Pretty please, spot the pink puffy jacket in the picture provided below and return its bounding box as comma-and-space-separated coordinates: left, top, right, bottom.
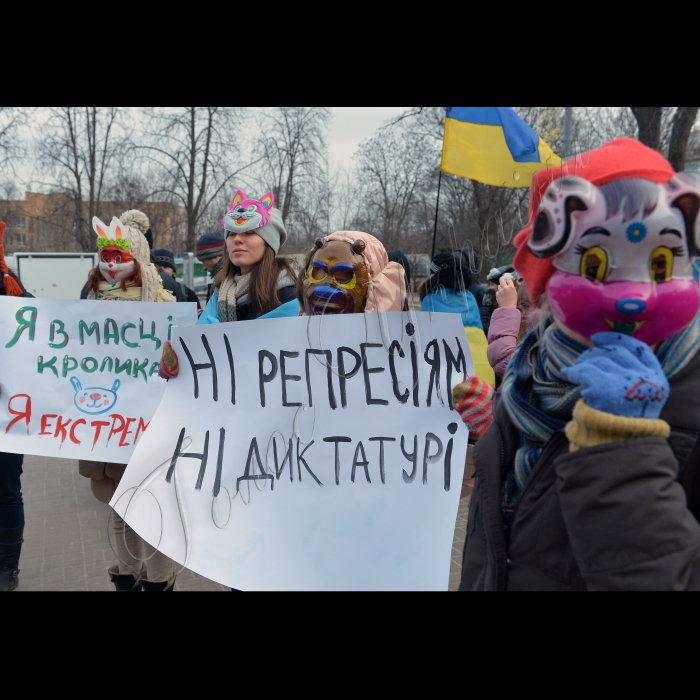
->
487, 307, 522, 377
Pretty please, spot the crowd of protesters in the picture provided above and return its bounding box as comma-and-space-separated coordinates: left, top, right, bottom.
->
4, 137, 700, 591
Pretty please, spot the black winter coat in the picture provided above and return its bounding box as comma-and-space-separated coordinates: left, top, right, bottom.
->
460, 348, 700, 591
234, 285, 297, 321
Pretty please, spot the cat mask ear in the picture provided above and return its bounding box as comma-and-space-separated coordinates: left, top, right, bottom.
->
665, 171, 700, 257
230, 190, 246, 210
259, 192, 274, 210
528, 176, 596, 258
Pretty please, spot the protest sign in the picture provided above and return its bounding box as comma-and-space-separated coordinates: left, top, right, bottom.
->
113, 311, 472, 591
0, 297, 197, 461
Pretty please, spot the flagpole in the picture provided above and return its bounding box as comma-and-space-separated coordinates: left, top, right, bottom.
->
431, 169, 443, 261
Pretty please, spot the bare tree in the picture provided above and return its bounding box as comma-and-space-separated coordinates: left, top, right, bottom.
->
354, 126, 432, 251
37, 107, 125, 250
668, 108, 700, 172
0, 107, 24, 172
258, 107, 331, 222
138, 107, 252, 252
630, 107, 700, 170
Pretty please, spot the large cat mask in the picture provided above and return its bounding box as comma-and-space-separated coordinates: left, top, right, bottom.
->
528, 172, 700, 345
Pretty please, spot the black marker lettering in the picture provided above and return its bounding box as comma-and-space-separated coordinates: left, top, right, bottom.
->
194, 431, 210, 490
280, 351, 302, 407
360, 342, 388, 406
410, 338, 419, 407
166, 427, 209, 485
388, 340, 409, 404
337, 346, 362, 408
424, 339, 443, 407
444, 422, 458, 492
305, 349, 337, 410
258, 350, 278, 407
369, 437, 396, 484
443, 338, 467, 409
213, 428, 226, 497
351, 441, 370, 483
297, 439, 322, 486
179, 335, 218, 401
223, 334, 235, 405
237, 437, 274, 492
323, 436, 352, 485
422, 432, 443, 484
401, 435, 418, 484
272, 436, 294, 481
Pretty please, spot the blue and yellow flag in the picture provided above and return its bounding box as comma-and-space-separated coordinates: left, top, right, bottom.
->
441, 107, 562, 188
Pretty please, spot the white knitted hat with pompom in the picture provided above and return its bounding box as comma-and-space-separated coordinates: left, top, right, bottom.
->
118, 209, 168, 303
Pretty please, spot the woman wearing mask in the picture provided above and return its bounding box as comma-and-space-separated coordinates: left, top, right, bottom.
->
461, 138, 700, 590
160, 191, 297, 378
79, 210, 177, 592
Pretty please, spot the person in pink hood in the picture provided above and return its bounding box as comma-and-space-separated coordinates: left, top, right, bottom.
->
297, 232, 406, 315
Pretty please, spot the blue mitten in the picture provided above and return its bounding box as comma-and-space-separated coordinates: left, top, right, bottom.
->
561, 332, 669, 419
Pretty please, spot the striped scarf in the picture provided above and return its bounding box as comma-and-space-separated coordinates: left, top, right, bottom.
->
500, 311, 700, 517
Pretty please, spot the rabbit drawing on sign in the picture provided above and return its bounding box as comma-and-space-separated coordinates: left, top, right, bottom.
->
70, 377, 121, 415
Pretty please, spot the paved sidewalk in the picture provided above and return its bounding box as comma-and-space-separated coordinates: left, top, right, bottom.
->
14, 454, 466, 592
15, 455, 228, 591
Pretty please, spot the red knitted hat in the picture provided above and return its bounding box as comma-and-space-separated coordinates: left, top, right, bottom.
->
513, 137, 676, 305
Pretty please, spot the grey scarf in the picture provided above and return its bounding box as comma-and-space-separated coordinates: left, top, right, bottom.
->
217, 270, 295, 322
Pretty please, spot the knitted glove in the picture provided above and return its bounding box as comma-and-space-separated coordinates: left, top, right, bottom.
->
452, 376, 494, 438
561, 332, 669, 419
158, 341, 179, 380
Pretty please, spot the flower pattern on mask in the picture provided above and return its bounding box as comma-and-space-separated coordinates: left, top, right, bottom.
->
93, 216, 135, 285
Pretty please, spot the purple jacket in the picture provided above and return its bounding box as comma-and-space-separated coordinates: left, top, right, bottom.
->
487, 307, 522, 377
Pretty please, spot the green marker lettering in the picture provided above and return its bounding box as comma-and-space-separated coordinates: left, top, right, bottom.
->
49, 319, 69, 349
6, 306, 38, 348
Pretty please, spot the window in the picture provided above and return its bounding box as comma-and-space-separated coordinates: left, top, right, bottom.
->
16, 217, 26, 229
16, 234, 26, 247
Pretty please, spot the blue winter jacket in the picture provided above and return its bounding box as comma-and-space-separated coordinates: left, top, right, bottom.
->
197, 290, 299, 324
420, 289, 483, 330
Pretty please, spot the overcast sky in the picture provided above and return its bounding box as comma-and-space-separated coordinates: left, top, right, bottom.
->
9, 107, 413, 191
327, 107, 410, 170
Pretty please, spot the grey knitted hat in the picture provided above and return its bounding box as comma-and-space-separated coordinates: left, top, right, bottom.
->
250, 208, 287, 254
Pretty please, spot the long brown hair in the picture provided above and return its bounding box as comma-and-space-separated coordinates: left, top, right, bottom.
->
215, 244, 297, 317
87, 263, 143, 296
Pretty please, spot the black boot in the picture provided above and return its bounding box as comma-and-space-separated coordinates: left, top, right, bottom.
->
108, 563, 144, 591
141, 577, 176, 592
0, 527, 23, 592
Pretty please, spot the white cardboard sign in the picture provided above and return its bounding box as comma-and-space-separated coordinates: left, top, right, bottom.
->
0, 297, 198, 461
112, 311, 471, 591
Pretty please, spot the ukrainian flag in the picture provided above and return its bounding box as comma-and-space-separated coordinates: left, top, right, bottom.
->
441, 107, 562, 188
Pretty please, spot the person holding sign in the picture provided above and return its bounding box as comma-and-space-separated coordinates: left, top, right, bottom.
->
159, 191, 297, 379
461, 138, 700, 591
296, 231, 406, 316
79, 210, 178, 592
0, 221, 34, 592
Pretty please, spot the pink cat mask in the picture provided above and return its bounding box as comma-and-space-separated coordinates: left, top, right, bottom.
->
528, 172, 700, 345
221, 190, 274, 234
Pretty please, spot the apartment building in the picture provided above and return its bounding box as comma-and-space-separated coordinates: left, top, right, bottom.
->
0, 192, 189, 254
